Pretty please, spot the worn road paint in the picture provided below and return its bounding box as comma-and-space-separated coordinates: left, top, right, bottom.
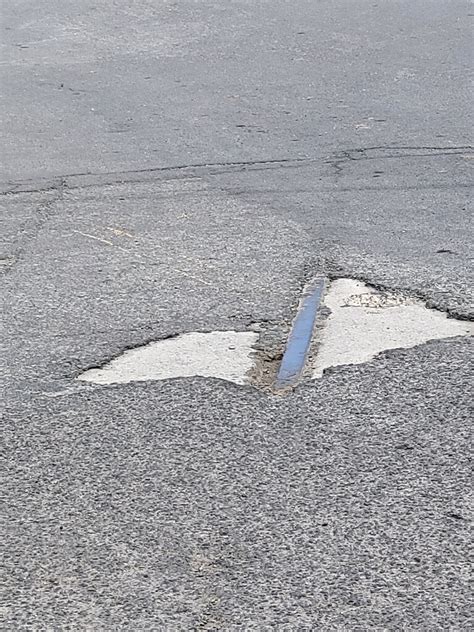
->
312, 279, 474, 377
274, 277, 325, 390
78, 331, 259, 386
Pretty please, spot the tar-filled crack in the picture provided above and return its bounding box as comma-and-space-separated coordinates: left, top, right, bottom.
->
348, 144, 473, 152
325, 145, 473, 176
211, 182, 472, 198
2, 145, 471, 196
0, 158, 309, 196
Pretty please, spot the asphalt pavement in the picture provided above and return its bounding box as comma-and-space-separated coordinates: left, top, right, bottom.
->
2, 1, 473, 629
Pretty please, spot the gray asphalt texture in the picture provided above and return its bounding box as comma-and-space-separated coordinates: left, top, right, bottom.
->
2, 0, 473, 629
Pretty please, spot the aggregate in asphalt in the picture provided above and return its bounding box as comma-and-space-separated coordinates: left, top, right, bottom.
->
2, 0, 473, 629
4, 338, 472, 629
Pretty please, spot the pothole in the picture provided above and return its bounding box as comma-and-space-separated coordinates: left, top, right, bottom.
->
78, 331, 259, 386
311, 278, 473, 378
76, 278, 473, 390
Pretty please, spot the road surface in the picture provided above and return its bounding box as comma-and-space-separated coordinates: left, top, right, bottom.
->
2, 1, 473, 629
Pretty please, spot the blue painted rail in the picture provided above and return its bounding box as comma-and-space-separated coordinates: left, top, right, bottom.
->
274, 277, 325, 390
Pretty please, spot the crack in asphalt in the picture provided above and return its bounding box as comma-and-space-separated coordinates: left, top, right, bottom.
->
1, 178, 67, 273
2, 144, 471, 272
2, 145, 472, 195
326, 146, 473, 176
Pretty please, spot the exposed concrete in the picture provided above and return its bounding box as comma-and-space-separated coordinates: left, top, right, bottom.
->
78, 331, 259, 386
312, 279, 473, 377
77, 281, 473, 389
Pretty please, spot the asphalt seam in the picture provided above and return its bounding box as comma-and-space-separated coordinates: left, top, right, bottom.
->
2, 145, 472, 195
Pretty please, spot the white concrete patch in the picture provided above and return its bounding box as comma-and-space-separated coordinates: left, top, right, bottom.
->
78, 331, 259, 386
312, 279, 473, 377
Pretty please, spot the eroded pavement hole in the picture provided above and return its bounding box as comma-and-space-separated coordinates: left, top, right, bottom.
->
78, 331, 259, 386
311, 279, 473, 378
77, 279, 473, 390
